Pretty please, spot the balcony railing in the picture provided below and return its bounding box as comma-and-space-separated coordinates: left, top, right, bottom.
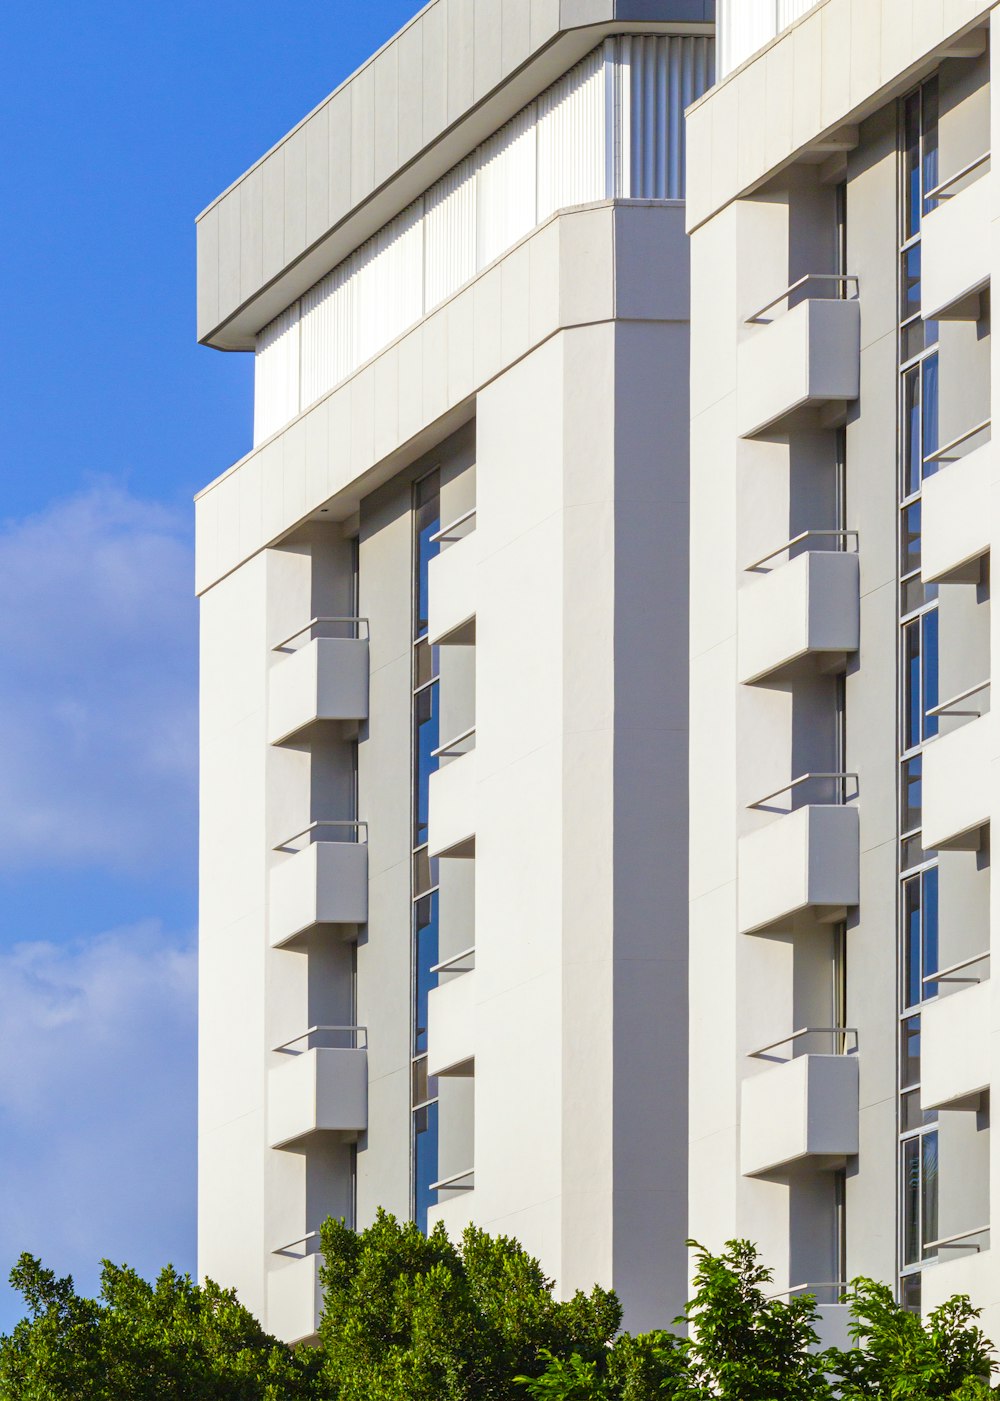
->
274, 1025, 368, 1054
429, 507, 477, 549
273, 819, 368, 853
749, 772, 859, 813
430, 946, 476, 977
749, 1026, 859, 1061
746, 529, 858, 573
273, 617, 370, 652
432, 727, 477, 763
745, 273, 860, 325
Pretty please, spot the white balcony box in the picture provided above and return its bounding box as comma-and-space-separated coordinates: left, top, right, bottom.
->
268, 1254, 322, 1345
921, 1247, 993, 1319
741, 1054, 859, 1177
737, 299, 860, 439
922, 442, 991, 584
269, 840, 368, 948
922, 170, 990, 321
427, 969, 476, 1077
921, 982, 990, 1110
739, 552, 859, 685
428, 751, 476, 858
739, 805, 859, 936
268, 638, 369, 745
814, 1306, 852, 1353
427, 1186, 476, 1242
428, 530, 478, 647
923, 714, 992, 851
268, 1046, 367, 1149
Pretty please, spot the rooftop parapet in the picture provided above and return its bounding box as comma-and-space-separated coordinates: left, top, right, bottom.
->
196, 0, 713, 350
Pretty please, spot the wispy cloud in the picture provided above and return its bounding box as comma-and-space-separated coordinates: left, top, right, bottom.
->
0, 922, 196, 1330
0, 481, 196, 872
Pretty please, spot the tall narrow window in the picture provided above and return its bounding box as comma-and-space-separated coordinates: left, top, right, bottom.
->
897, 77, 940, 1312
411, 471, 441, 1233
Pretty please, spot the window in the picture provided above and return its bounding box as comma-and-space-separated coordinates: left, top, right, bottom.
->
897, 76, 941, 1310
411, 470, 441, 1232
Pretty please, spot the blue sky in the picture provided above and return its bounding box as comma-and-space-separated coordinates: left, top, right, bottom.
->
0, 0, 417, 1330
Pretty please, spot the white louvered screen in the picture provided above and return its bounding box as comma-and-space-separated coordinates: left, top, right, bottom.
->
424, 157, 477, 311
537, 48, 608, 223
476, 105, 538, 269
254, 32, 716, 444
254, 302, 300, 444
718, 0, 818, 78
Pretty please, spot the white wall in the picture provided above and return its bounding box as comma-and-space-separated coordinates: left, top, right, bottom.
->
717, 0, 819, 79
252, 35, 714, 444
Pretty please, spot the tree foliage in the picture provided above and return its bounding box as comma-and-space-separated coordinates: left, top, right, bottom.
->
315, 1210, 621, 1399
1, 1227, 998, 1399
0, 1253, 317, 1400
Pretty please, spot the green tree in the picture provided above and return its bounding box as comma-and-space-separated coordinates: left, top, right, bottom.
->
0, 1253, 318, 1401
832, 1278, 998, 1400
316, 1209, 621, 1400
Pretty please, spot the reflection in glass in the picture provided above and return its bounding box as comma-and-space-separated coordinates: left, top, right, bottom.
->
413, 1100, 440, 1235
413, 892, 439, 1056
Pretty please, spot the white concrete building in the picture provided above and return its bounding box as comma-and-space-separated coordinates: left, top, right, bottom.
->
198, 0, 1000, 1353
688, 0, 998, 1343
196, 0, 713, 1345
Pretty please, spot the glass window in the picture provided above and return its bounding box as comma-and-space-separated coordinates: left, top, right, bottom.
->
902, 1136, 921, 1264
922, 867, 938, 999
413, 1100, 440, 1235
413, 892, 439, 1056
922, 353, 939, 476
921, 1131, 939, 1257
903, 620, 921, 752
903, 91, 921, 240
414, 473, 441, 639
921, 81, 939, 220
901, 503, 922, 578
922, 609, 939, 739
413, 682, 440, 846
903, 876, 922, 1010
903, 365, 922, 497
901, 1015, 921, 1091
901, 755, 922, 836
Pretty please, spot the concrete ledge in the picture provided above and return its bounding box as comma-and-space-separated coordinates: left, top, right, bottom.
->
741, 1053, 859, 1177
921, 982, 990, 1110
196, 201, 689, 595
738, 804, 859, 936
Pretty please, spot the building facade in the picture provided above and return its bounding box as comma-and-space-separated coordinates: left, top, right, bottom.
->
687, 0, 997, 1345
196, 0, 713, 1344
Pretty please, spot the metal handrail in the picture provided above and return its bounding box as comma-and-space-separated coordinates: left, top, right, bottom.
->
273, 1231, 321, 1257
925, 1225, 990, 1252
430, 946, 476, 976
747, 529, 859, 572
747, 273, 859, 324
749, 1026, 858, 1060
926, 680, 990, 719
273, 616, 369, 652
273, 1025, 368, 1054
430, 1168, 475, 1193
431, 726, 477, 760
924, 950, 990, 986
273, 819, 368, 852
429, 508, 477, 546
769, 1281, 850, 1301
924, 151, 991, 202
749, 772, 858, 810
924, 418, 991, 465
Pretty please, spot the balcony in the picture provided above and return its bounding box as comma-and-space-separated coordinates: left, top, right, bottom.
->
738, 778, 859, 936
427, 1170, 476, 1240
428, 510, 478, 647
269, 823, 368, 948
920, 1237, 992, 1319
428, 733, 476, 859
922, 155, 991, 321
268, 620, 369, 745
776, 1290, 852, 1353
921, 426, 991, 585
268, 1028, 368, 1149
739, 538, 859, 685
922, 698, 992, 851
741, 1031, 859, 1178
427, 952, 476, 1077
921, 967, 990, 1110
737, 278, 860, 439
268, 1241, 322, 1345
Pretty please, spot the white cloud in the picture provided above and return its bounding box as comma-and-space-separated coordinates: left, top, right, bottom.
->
0, 923, 196, 1328
0, 481, 196, 871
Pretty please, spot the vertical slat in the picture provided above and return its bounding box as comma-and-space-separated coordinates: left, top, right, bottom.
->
255, 31, 718, 439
